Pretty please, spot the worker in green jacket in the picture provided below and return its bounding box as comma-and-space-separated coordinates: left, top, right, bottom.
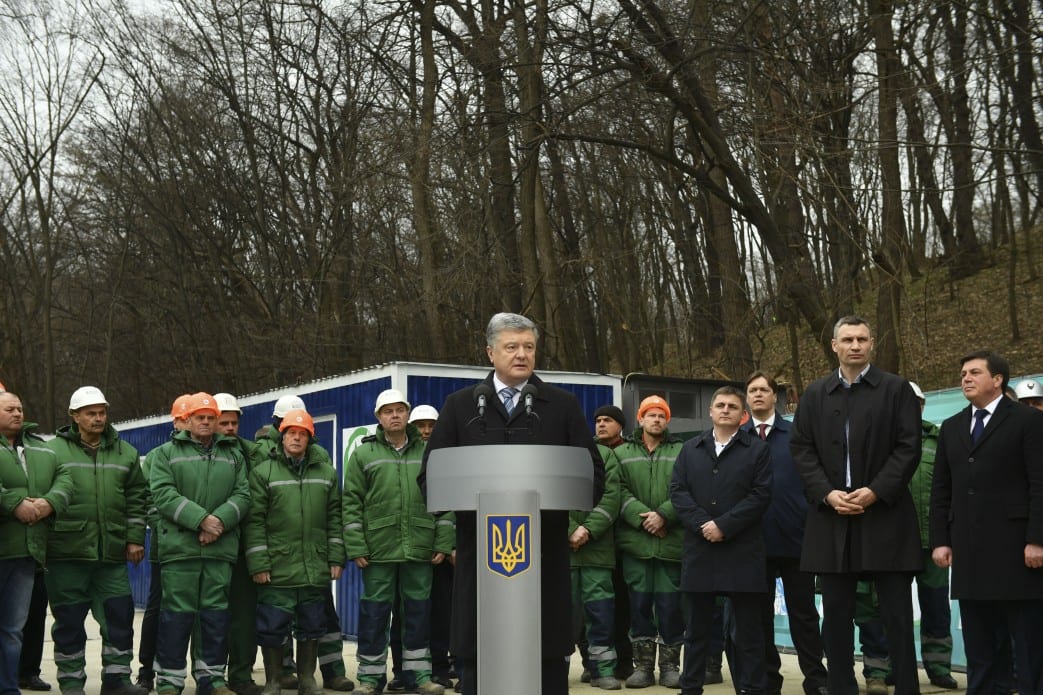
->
570, 442, 623, 690
149, 392, 250, 695
245, 409, 346, 695
344, 390, 454, 695
253, 395, 352, 692
213, 393, 267, 695
136, 395, 191, 692
0, 391, 73, 695
46, 386, 149, 695
614, 395, 685, 689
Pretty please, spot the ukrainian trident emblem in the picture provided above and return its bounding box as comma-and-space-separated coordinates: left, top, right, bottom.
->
486, 515, 531, 578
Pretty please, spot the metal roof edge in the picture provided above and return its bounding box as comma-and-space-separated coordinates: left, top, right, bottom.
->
114, 361, 623, 431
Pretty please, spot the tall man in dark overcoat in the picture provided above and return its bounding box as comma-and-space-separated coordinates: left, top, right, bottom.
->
419, 312, 606, 695
789, 316, 922, 695
671, 386, 773, 695
930, 350, 1043, 694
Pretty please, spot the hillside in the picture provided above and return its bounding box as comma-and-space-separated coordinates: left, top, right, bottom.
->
747, 225, 1043, 393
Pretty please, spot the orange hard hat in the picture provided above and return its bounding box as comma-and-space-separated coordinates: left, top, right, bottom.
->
637, 395, 671, 422
185, 392, 219, 417
171, 394, 192, 420
279, 409, 315, 436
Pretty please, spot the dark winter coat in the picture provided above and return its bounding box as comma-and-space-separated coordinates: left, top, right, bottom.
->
419, 372, 605, 659
670, 428, 772, 593
930, 397, 1043, 600
741, 416, 807, 558
790, 365, 923, 573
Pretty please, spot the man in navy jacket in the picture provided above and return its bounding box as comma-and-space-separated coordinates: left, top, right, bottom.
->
743, 372, 827, 695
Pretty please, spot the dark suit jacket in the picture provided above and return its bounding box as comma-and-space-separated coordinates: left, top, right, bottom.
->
670, 428, 772, 593
418, 372, 606, 658
790, 365, 923, 573
742, 416, 807, 559
929, 396, 1043, 600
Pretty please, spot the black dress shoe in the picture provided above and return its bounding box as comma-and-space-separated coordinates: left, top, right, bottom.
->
20, 676, 53, 691
929, 674, 959, 690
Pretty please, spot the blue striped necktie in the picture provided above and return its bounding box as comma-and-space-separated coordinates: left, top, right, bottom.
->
500, 386, 518, 416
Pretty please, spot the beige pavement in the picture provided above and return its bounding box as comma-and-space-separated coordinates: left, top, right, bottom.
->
34, 611, 965, 694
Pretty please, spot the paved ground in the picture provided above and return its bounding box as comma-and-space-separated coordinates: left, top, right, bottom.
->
33, 612, 965, 694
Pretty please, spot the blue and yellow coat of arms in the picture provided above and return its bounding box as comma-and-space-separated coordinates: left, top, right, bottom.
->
486, 514, 531, 578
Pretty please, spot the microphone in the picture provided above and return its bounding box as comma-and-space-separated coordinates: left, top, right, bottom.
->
520, 384, 538, 416
473, 384, 495, 418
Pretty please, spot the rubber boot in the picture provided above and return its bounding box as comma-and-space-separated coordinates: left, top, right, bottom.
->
261, 647, 285, 695
624, 641, 656, 689
295, 641, 325, 695
280, 642, 299, 690
658, 644, 681, 689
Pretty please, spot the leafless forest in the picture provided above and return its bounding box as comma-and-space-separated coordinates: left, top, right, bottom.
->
0, 0, 1040, 428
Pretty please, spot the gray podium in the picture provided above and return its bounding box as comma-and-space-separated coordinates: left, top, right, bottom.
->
426, 445, 594, 695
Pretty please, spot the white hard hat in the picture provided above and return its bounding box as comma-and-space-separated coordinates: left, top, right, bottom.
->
69, 386, 109, 413
374, 389, 410, 417
409, 404, 439, 423
1015, 379, 1043, 401
908, 381, 925, 401
273, 395, 306, 418
214, 392, 241, 413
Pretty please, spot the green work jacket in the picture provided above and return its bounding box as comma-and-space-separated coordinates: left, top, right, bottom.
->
148, 430, 250, 563
343, 424, 454, 562
0, 424, 73, 563
569, 444, 622, 569
245, 443, 345, 586
615, 428, 685, 561
46, 423, 147, 562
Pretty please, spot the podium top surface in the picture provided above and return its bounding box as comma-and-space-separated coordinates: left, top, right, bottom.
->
426, 444, 594, 511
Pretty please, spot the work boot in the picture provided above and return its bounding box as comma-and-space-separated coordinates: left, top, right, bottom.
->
101, 682, 149, 695
416, 681, 444, 695
295, 641, 324, 695
591, 675, 622, 690
624, 641, 656, 689
866, 677, 888, 695
261, 646, 286, 695
323, 676, 355, 692
134, 673, 154, 693
229, 683, 264, 695
658, 644, 681, 689
281, 652, 299, 690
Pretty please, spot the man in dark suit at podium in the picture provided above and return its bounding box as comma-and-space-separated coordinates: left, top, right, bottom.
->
930, 351, 1043, 694
420, 312, 606, 695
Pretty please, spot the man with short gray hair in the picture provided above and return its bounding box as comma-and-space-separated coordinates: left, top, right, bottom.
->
420, 312, 606, 695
